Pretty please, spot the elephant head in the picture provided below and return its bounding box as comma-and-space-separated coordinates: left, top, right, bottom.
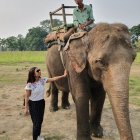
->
65, 23, 136, 139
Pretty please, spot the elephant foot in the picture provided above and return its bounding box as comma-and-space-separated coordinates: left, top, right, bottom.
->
62, 105, 70, 110
90, 124, 103, 138
77, 136, 92, 140
49, 106, 59, 112
61, 103, 70, 110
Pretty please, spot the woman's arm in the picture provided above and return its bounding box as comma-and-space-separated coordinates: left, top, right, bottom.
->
24, 90, 31, 115
47, 70, 67, 82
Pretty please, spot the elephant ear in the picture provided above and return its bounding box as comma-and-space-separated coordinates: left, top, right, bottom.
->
66, 39, 87, 73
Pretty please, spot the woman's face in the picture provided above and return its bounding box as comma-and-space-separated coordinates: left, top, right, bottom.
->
34, 67, 41, 77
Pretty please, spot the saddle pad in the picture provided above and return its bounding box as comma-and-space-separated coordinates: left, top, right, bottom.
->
64, 32, 87, 50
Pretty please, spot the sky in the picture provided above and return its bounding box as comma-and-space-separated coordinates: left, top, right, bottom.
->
0, 0, 140, 38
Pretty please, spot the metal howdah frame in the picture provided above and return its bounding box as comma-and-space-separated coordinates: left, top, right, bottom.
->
49, 4, 92, 29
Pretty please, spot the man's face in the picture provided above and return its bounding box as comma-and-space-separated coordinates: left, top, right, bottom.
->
75, 0, 83, 6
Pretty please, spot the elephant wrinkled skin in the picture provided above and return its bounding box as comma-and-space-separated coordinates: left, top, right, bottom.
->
63, 23, 136, 140
46, 45, 70, 112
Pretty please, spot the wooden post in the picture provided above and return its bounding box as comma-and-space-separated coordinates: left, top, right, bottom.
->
49, 12, 53, 29
62, 4, 67, 26
49, 5, 77, 29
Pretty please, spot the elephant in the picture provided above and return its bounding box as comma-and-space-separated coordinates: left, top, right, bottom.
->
46, 44, 70, 112
63, 23, 136, 140
46, 23, 136, 140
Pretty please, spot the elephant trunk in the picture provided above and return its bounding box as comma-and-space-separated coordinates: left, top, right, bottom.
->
103, 63, 133, 140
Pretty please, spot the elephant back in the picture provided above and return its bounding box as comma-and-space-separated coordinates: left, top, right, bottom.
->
44, 24, 76, 44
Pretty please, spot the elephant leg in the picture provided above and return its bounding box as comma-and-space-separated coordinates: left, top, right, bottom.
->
61, 91, 70, 109
90, 85, 105, 138
75, 94, 91, 140
46, 66, 51, 97
68, 72, 91, 140
49, 82, 59, 112
46, 83, 51, 97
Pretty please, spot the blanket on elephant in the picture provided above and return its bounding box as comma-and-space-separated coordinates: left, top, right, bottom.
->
46, 40, 65, 50
44, 26, 76, 44
64, 31, 87, 51
46, 31, 87, 50
44, 28, 66, 44
44, 26, 87, 51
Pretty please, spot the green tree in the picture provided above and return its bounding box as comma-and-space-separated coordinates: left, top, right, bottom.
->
0, 38, 6, 51
130, 24, 140, 41
0, 19, 63, 51
129, 24, 140, 49
52, 19, 63, 28
40, 19, 63, 32
5, 36, 18, 51
17, 34, 26, 51
40, 19, 51, 32
25, 26, 48, 51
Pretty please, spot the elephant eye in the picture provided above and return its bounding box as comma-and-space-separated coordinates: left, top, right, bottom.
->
95, 58, 102, 63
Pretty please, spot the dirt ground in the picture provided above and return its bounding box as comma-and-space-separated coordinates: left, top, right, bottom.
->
0, 86, 140, 140
0, 64, 140, 140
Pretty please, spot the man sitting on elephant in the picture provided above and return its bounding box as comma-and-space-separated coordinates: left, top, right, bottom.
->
63, 0, 95, 42
73, 0, 95, 31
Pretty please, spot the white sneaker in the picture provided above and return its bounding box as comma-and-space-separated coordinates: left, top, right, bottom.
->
37, 136, 44, 140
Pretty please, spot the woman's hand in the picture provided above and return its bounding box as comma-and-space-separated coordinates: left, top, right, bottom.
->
47, 70, 68, 82
24, 108, 29, 116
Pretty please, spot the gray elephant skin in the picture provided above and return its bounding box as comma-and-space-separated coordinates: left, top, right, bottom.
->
47, 23, 136, 140
46, 44, 70, 112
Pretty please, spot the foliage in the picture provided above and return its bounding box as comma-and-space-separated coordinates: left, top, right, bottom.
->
130, 24, 140, 48
130, 24, 140, 40
51, 19, 63, 28
0, 18, 63, 51
40, 19, 63, 32
0, 35, 26, 51
0, 19, 139, 51
0, 38, 6, 51
5, 36, 19, 51
40, 19, 51, 32
17, 34, 26, 51
25, 27, 48, 51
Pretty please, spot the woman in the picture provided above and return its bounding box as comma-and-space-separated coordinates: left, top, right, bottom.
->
24, 67, 67, 140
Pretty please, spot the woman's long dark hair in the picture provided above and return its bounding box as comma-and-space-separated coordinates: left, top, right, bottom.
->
27, 67, 37, 83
